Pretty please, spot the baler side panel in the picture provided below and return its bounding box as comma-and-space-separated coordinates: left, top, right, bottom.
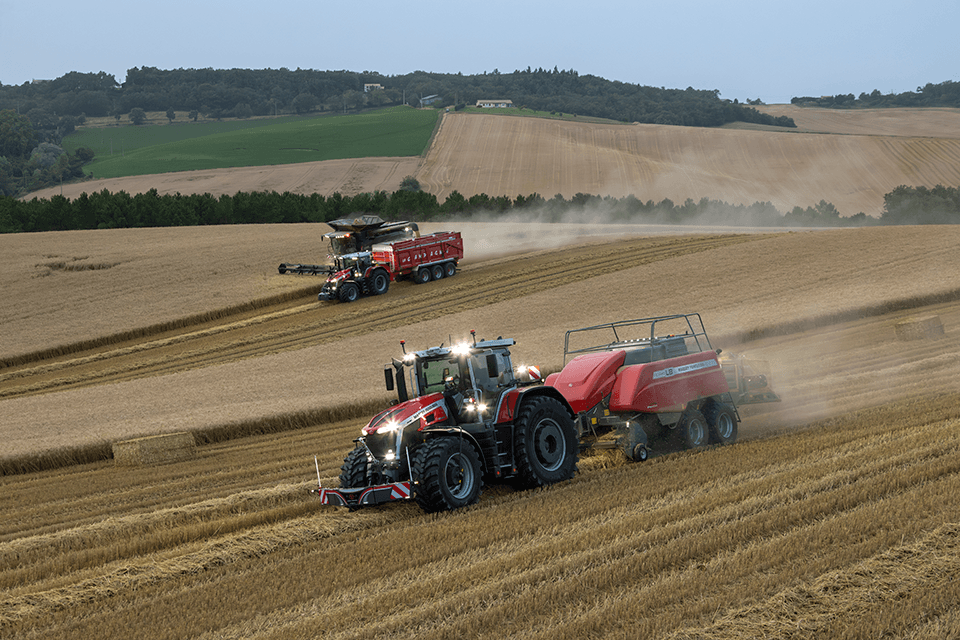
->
546, 350, 626, 414
610, 351, 729, 413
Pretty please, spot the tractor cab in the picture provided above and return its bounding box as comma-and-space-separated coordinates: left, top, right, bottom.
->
385, 337, 521, 424
332, 251, 373, 276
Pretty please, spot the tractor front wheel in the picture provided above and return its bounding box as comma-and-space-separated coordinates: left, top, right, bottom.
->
513, 396, 579, 488
338, 282, 360, 303
412, 438, 483, 513
339, 447, 370, 488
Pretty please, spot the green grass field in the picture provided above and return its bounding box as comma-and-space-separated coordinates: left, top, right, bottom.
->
63, 107, 439, 179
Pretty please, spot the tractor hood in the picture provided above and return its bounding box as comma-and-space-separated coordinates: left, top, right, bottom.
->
362, 393, 449, 436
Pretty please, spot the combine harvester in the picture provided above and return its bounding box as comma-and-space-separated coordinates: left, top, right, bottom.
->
314, 314, 780, 513
278, 215, 464, 302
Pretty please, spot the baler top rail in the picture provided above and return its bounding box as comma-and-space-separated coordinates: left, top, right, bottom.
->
562, 314, 714, 364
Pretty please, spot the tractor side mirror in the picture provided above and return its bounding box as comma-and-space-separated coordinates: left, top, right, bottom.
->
384, 366, 394, 391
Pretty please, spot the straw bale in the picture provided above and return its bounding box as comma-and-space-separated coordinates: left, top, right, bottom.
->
113, 432, 196, 466
895, 315, 945, 341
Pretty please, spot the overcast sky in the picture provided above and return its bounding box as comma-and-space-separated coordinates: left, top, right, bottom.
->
1, 0, 956, 104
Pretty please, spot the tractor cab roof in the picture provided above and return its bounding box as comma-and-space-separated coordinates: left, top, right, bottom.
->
404, 338, 516, 363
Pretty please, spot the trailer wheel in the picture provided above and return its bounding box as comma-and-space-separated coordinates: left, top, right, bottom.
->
679, 410, 709, 449
513, 396, 579, 489
431, 264, 445, 280
415, 267, 431, 284
338, 282, 360, 303
705, 403, 738, 445
412, 438, 482, 512
444, 261, 457, 278
369, 270, 390, 295
339, 447, 370, 488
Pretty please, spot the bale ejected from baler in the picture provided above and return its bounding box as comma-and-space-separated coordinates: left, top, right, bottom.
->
278, 215, 464, 303
314, 314, 780, 513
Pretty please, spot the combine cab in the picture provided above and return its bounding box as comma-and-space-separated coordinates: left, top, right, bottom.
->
278, 215, 417, 276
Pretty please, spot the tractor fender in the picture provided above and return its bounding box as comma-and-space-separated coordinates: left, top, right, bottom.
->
496, 385, 575, 425
364, 265, 393, 282
416, 428, 486, 470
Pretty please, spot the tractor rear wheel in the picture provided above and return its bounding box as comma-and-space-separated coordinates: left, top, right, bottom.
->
339, 447, 370, 488
679, 410, 709, 449
412, 438, 482, 512
415, 267, 431, 284
369, 269, 390, 295
705, 403, 738, 445
338, 282, 360, 303
513, 396, 579, 488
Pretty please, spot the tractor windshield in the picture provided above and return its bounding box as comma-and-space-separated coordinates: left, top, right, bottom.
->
335, 252, 371, 272
417, 357, 470, 397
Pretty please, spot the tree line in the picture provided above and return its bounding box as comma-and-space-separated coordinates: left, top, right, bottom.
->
3, 183, 958, 234
791, 79, 960, 109
1, 66, 796, 134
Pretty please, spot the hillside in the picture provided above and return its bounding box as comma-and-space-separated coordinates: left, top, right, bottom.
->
27, 107, 960, 217
1, 223, 959, 638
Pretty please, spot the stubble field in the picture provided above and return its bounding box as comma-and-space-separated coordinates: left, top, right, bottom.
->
2, 221, 960, 639
5, 106, 960, 638
27, 105, 960, 219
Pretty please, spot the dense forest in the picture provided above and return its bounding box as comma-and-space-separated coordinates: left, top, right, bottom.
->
791, 79, 960, 108
3, 183, 958, 235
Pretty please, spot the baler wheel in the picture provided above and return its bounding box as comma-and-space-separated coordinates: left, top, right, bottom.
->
513, 396, 579, 488
412, 438, 482, 512
679, 410, 709, 449
705, 404, 738, 445
415, 267, 432, 284
338, 282, 360, 303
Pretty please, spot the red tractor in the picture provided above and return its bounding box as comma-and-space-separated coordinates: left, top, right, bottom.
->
315, 314, 779, 512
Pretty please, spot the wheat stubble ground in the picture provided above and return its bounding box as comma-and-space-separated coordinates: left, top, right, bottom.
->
3, 225, 960, 638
